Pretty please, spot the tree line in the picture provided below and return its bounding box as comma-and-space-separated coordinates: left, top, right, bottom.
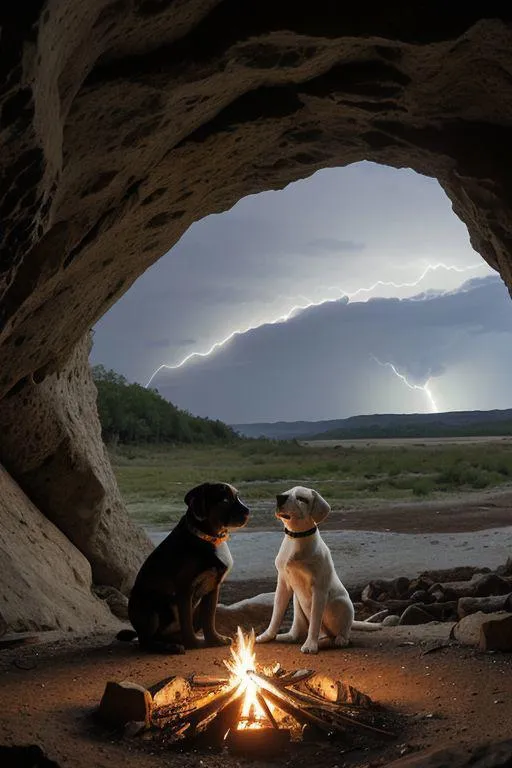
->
92, 365, 238, 445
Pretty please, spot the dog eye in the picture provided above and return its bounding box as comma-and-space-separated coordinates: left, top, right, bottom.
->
297, 496, 309, 504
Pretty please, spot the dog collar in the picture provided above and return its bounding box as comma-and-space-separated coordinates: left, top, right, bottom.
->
284, 526, 317, 538
187, 522, 229, 545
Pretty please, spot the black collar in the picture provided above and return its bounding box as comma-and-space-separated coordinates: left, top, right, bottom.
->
284, 526, 317, 539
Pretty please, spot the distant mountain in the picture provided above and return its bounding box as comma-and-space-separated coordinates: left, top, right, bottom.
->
232, 408, 512, 440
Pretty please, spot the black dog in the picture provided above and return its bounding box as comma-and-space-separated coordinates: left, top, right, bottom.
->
117, 482, 249, 653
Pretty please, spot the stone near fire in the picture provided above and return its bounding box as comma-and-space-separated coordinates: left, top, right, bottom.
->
98, 680, 152, 728
216, 593, 275, 636
479, 613, 512, 652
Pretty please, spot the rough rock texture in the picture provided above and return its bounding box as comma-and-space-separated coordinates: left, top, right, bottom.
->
0, 463, 119, 633
3, 3, 512, 628
0, 335, 151, 591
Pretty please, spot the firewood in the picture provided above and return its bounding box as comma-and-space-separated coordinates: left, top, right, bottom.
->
458, 593, 512, 618
277, 669, 316, 686
186, 684, 242, 731
250, 677, 346, 735
190, 674, 229, 687
250, 672, 393, 739
194, 689, 245, 746
257, 692, 280, 729
157, 682, 240, 733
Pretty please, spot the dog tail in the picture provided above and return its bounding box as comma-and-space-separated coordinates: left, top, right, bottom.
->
116, 629, 138, 642
351, 620, 382, 632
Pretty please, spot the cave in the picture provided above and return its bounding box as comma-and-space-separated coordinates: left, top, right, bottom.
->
2, 0, 512, 651
3, 5, 512, 768
3, 0, 512, 633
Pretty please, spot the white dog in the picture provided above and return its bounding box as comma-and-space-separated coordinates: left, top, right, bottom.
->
256, 486, 380, 654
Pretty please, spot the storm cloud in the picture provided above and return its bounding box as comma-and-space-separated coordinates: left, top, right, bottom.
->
153, 276, 512, 423
91, 162, 494, 388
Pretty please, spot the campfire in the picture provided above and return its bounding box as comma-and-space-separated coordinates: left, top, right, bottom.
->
148, 628, 395, 755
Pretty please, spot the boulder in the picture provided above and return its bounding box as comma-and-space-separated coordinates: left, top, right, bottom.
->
479, 613, 512, 652
93, 585, 129, 620
451, 611, 512, 647
0, 336, 152, 592
0, 463, 119, 633
216, 593, 275, 636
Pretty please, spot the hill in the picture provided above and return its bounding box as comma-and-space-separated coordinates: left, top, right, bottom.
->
92, 365, 237, 444
232, 408, 512, 440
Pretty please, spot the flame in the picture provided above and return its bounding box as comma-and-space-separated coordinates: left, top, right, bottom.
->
224, 627, 273, 730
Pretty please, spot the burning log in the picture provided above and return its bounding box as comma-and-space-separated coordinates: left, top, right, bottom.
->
249, 671, 393, 739
115, 626, 395, 753
247, 670, 346, 735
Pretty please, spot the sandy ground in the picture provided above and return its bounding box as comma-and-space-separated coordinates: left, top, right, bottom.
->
1, 491, 511, 766
1, 625, 511, 768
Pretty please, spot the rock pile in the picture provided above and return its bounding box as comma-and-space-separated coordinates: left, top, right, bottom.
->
357, 561, 512, 651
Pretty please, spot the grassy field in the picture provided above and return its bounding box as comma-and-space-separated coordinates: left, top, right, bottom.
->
110, 438, 512, 530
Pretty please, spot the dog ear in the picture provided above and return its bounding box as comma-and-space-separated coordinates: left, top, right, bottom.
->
184, 484, 208, 520
311, 489, 330, 523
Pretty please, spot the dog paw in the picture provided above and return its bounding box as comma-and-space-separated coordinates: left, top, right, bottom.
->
183, 637, 202, 650
256, 631, 276, 643
300, 640, 318, 654
276, 632, 298, 643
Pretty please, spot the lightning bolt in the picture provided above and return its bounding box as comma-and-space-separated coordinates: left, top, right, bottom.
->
371, 355, 438, 413
146, 262, 486, 387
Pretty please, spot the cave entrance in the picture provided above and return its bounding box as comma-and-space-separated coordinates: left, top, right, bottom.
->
91, 161, 501, 425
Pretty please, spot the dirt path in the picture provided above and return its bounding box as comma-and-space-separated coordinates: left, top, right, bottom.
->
1, 626, 511, 768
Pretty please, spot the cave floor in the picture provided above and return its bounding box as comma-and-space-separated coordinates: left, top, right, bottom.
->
0, 624, 511, 768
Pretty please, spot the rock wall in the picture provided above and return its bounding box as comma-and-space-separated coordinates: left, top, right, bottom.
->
2, 3, 512, 629
0, 335, 152, 592
0, 463, 119, 633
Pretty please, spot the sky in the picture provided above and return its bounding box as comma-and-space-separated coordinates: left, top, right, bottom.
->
90, 161, 512, 423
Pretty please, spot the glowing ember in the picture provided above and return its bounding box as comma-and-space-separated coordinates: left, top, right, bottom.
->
223, 627, 275, 730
